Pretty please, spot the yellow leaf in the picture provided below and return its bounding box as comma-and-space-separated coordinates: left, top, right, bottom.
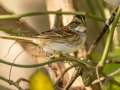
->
29, 69, 55, 90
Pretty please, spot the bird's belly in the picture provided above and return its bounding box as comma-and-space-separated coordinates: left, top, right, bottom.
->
43, 42, 80, 54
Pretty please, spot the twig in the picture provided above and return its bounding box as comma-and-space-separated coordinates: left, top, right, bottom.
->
98, 7, 120, 67
96, 6, 120, 89
96, 66, 103, 88
0, 57, 87, 68
63, 70, 80, 90
92, 68, 120, 85
0, 76, 23, 90
88, 7, 118, 55
0, 11, 104, 22
9, 50, 24, 81
55, 64, 78, 86
4, 41, 16, 58
16, 78, 29, 84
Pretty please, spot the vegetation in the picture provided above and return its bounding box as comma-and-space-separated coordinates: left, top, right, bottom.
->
0, 0, 120, 90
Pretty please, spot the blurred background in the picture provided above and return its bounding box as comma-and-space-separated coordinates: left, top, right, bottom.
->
0, 0, 120, 90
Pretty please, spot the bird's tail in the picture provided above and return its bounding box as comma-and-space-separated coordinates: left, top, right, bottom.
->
0, 35, 36, 44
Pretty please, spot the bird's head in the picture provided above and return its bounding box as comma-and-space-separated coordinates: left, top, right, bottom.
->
68, 15, 87, 34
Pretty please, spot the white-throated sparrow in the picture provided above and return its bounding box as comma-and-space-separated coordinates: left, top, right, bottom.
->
0, 15, 87, 87
0, 15, 87, 56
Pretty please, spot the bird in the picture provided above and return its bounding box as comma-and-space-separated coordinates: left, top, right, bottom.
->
0, 15, 87, 87
0, 15, 87, 56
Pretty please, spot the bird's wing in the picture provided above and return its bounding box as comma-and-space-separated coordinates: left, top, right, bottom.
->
34, 27, 73, 39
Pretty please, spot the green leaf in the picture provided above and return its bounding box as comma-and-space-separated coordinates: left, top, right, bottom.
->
103, 64, 120, 90
108, 47, 120, 60
103, 64, 120, 74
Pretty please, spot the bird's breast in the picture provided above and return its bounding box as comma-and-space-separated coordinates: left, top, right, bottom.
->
42, 41, 82, 54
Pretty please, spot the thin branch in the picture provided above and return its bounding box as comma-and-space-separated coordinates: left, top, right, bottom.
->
0, 56, 88, 68
4, 41, 16, 58
88, 7, 118, 56
98, 7, 120, 67
16, 78, 29, 84
0, 76, 23, 90
0, 11, 104, 22
55, 64, 78, 86
95, 7, 120, 89
92, 68, 120, 85
63, 70, 80, 90
96, 66, 103, 88
9, 50, 24, 81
